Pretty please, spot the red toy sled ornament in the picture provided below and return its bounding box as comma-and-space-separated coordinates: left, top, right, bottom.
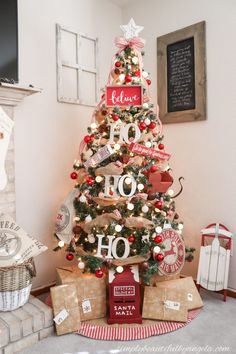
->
196, 223, 233, 302
107, 265, 142, 324
158, 227, 185, 276
148, 171, 173, 194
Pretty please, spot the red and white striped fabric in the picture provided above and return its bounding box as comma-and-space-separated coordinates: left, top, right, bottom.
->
77, 309, 201, 341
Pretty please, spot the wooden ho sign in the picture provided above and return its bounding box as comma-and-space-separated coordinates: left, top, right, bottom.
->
106, 85, 142, 107
196, 223, 233, 301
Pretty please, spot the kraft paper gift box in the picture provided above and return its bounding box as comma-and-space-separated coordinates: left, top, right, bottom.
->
56, 266, 107, 321
149, 272, 180, 286
155, 276, 203, 310
50, 284, 81, 335
142, 286, 188, 322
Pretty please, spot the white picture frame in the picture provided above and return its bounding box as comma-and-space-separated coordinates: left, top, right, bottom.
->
56, 24, 99, 107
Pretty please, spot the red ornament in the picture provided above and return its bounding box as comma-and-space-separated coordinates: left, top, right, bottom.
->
155, 200, 163, 209
142, 261, 149, 269
89, 135, 95, 142
66, 253, 74, 261
86, 176, 95, 185
115, 61, 121, 67
125, 74, 132, 83
154, 235, 162, 244
128, 235, 135, 243
146, 79, 151, 85
112, 114, 119, 121
134, 70, 140, 77
95, 269, 104, 278
70, 172, 78, 180
155, 253, 164, 262
139, 122, 146, 131
150, 165, 158, 173
148, 121, 156, 129
158, 143, 165, 150
84, 135, 91, 143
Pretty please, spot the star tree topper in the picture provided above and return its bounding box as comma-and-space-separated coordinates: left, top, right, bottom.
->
120, 18, 144, 39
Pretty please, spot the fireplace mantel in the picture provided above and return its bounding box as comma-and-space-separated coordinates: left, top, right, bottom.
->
0, 83, 41, 106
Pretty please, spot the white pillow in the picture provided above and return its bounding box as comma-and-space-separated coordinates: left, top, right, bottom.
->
0, 213, 47, 267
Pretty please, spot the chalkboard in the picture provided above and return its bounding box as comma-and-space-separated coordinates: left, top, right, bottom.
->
167, 37, 195, 112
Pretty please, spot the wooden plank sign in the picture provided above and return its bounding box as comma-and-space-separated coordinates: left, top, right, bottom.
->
106, 85, 142, 107
197, 223, 233, 297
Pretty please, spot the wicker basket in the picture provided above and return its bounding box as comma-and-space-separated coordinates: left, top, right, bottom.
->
0, 258, 36, 311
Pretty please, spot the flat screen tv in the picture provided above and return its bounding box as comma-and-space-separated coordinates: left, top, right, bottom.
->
0, 0, 18, 82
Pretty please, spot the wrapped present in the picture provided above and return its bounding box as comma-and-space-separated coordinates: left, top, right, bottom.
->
142, 286, 188, 322
150, 272, 180, 286
50, 284, 81, 335
56, 266, 106, 321
155, 277, 203, 310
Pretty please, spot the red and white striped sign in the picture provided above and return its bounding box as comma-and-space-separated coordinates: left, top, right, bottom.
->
129, 142, 171, 161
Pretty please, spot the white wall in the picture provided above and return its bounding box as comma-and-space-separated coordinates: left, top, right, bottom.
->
122, 0, 236, 289
15, 0, 122, 289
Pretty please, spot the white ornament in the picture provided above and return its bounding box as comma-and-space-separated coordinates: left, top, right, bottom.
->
153, 245, 161, 254
137, 183, 144, 191
85, 215, 92, 223
90, 122, 97, 129
0, 107, 14, 190
127, 203, 134, 211
120, 18, 144, 40
142, 71, 148, 78
142, 103, 149, 109
74, 216, 80, 222
144, 118, 151, 125
178, 223, 184, 230
58, 240, 65, 248
78, 261, 85, 269
114, 143, 121, 151
115, 224, 122, 232
145, 141, 152, 148
132, 56, 139, 64
168, 189, 174, 196
95, 234, 130, 259
116, 266, 124, 273
155, 226, 162, 233
79, 195, 87, 203
95, 176, 103, 183
125, 177, 132, 185
88, 234, 96, 243
142, 205, 149, 213
119, 73, 125, 82
98, 192, 104, 198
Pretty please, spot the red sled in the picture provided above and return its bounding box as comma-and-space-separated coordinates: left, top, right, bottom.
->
107, 265, 142, 324
148, 171, 173, 193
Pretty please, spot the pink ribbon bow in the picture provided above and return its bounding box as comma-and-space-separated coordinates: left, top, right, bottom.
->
114, 36, 146, 51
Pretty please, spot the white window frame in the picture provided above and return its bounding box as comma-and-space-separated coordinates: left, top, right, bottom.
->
56, 23, 99, 107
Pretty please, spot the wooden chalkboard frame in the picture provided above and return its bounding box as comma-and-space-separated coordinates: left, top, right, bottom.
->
157, 21, 206, 124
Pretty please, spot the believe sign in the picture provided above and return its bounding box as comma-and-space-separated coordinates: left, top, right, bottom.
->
106, 85, 142, 107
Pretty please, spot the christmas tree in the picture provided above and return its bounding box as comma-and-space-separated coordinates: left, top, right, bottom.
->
54, 19, 194, 285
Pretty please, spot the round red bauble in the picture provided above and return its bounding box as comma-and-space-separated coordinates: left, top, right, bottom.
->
66, 253, 74, 261
146, 79, 151, 85
125, 74, 132, 83
154, 235, 162, 244
128, 235, 135, 243
143, 261, 149, 269
155, 253, 164, 262
148, 121, 156, 129
115, 61, 121, 67
155, 200, 163, 209
70, 172, 78, 180
84, 135, 91, 143
86, 176, 95, 185
134, 70, 140, 77
150, 165, 158, 173
112, 114, 119, 121
158, 143, 165, 150
95, 269, 104, 278
139, 122, 146, 131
